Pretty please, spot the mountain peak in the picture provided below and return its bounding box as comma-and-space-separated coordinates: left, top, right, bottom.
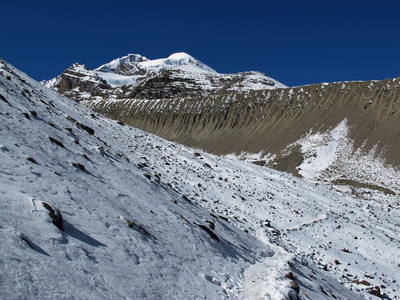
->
163, 52, 217, 73
95, 52, 217, 75
95, 54, 148, 75
44, 52, 287, 98
167, 52, 192, 60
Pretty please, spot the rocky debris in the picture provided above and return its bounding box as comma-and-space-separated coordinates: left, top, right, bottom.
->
366, 286, 381, 297
352, 279, 371, 286
72, 162, 87, 172
285, 272, 295, 280
290, 280, 300, 294
66, 116, 95, 135
42, 202, 64, 231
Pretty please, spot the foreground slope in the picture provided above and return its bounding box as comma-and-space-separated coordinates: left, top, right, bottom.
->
1, 59, 397, 299
0, 59, 270, 299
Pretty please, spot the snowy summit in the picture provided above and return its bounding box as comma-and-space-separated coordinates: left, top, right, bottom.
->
44, 52, 287, 101
95, 52, 217, 75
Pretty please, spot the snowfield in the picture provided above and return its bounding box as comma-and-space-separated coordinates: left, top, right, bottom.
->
1, 59, 399, 299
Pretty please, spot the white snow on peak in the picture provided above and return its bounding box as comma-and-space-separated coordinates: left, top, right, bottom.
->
91, 52, 217, 87
167, 52, 191, 60
69, 62, 89, 72
96, 52, 215, 75
137, 52, 217, 74
164, 52, 217, 73
95, 53, 148, 73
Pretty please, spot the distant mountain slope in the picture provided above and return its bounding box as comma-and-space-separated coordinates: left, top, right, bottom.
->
44, 52, 286, 101
44, 53, 400, 204
86, 78, 400, 198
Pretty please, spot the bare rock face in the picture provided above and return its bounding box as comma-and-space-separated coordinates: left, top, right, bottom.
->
50, 63, 111, 101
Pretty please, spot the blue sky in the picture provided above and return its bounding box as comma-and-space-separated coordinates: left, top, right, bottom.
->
2, 0, 399, 86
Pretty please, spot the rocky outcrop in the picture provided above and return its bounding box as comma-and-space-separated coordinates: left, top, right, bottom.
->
45, 63, 111, 101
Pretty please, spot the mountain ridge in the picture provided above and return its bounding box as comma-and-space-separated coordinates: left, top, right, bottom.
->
44, 52, 286, 100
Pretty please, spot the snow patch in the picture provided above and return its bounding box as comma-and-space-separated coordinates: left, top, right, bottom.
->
297, 120, 350, 179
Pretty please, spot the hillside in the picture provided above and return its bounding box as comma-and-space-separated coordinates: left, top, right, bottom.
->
45, 53, 400, 200
2, 60, 397, 299
0, 58, 269, 299
86, 78, 400, 198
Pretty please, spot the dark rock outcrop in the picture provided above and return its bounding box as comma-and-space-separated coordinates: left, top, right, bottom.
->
42, 202, 64, 231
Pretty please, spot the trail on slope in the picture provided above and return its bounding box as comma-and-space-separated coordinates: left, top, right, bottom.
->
244, 229, 293, 300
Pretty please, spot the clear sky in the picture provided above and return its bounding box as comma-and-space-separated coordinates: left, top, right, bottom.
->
2, 0, 399, 86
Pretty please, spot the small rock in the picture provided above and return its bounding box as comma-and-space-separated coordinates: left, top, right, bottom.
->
49, 137, 64, 148
73, 162, 87, 172
290, 281, 299, 294
205, 220, 215, 230
42, 202, 64, 231
352, 279, 370, 286
285, 272, 295, 279
367, 286, 381, 297
27, 157, 38, 164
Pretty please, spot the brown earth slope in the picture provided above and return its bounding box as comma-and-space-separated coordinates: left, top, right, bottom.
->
85, 78, 400, 172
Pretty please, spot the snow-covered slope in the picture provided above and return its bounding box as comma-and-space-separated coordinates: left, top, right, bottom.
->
89, 78, 400, 205
1, 59, 398, 299
44, 52, 286, 101
0, 58, 268, 299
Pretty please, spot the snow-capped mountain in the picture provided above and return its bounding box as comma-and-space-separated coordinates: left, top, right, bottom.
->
3, 59, 398, 299
95, 52, 217, 75
44, 52, 286, 101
